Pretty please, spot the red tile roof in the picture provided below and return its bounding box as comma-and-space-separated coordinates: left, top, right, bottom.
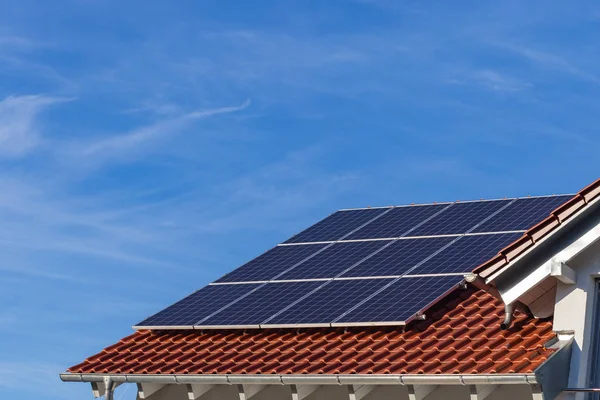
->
67, 287, 555, 376
475, 177, 600, 278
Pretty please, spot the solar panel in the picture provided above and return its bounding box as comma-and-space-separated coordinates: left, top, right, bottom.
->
472, 195, 572, 233
345, 203, 449, 240
263, 278, 392, 326
198, 281, 324, 327
215, 243, 328, 283
134, 283, 259, 328
340, 237, 455, 278
276, 240, 391, 280
409, 199, 512, 237
410, 232, 523, 275
284, 208, 387, 244
334, 275, 463, 324
136, 191, 568, 330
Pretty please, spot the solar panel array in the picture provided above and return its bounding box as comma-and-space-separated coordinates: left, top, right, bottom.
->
135, 194, 573, 329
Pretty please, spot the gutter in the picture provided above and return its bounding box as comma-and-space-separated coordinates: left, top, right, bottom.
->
60, 372, 539, 386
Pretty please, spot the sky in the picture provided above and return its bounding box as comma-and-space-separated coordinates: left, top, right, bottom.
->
0, 1, 598, 399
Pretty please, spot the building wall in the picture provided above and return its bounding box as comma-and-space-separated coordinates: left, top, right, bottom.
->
554, 239, 600, 400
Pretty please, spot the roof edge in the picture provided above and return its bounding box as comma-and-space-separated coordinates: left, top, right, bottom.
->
60, 372, 538, 386
476, 178, 600, 279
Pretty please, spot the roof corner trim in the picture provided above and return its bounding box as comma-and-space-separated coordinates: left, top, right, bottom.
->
534, 337, 574, 400
486, 191, 600, 285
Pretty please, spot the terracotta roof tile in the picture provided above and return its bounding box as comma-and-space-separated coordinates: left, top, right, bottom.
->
67, 287, 555, 376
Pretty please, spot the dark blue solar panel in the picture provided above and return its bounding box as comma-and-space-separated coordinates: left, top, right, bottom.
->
264, 279, 392, 325
215, 243, 328, 283
341, 237, 455, 278
472, 195, 572, 233
276, 240, 391, 280
284, 208, 388, 244
335, 276, 463, 324
345, 203, 449, 240
409, 200, 511, 237
135, 283, 259, 327
411, 232, 523, 275
199, 281, 324, 327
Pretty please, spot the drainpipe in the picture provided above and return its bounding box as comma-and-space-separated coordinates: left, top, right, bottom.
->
104, 376, 115, 400
500, 301, 535, 330
465, 274, 534, 330
501, 303, 514, 330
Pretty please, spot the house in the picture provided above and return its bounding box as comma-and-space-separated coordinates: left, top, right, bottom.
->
61, 178, 600, 400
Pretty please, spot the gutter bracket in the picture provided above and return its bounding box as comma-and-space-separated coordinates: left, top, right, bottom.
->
550, 261, 577, 285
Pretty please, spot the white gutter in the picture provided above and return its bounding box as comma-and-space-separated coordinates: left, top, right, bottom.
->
60, 373, 539, 386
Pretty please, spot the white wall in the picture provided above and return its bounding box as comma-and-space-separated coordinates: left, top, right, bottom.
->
554, 239, 600, 400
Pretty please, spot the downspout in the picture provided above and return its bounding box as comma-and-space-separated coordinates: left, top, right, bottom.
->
501, 303, 514, 330
104, 376, 115, 400
464, 274, 534, 330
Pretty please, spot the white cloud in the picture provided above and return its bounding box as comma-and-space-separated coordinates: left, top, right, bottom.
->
0, 95, 68, 158
494, 43, 600, 84
75, 99, 251, 162
473, 69, 532, 92
0, 35, 36, 50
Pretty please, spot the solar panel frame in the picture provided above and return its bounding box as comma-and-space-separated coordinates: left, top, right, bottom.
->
471, 195, 573, 233
409, 199, 513, 237
133, 283, 260, 329
409, 232, 524, 275
332, 275, 464, 326
196, 281, 325, 328
215, 243, 329, 283
262, 278, 394, 327
283, 207, 390, 244
275, 240, 393, 280
339, 236, 455, 278
344, 203, 451, 240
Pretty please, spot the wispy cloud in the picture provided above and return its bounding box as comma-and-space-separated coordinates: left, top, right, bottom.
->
472, 69, 532, 92
0, 95, 69, 158
0, 361, 83, 399
495, 43, 600, 84
448, 69, 532, 93
0, 35, 36, 50
75, 99, 251, 162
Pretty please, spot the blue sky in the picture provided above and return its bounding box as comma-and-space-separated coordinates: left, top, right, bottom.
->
0, 1, 598, 399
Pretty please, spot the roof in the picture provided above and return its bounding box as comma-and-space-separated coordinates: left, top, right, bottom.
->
67, 286, 555, 376
65, 180, 600, 381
